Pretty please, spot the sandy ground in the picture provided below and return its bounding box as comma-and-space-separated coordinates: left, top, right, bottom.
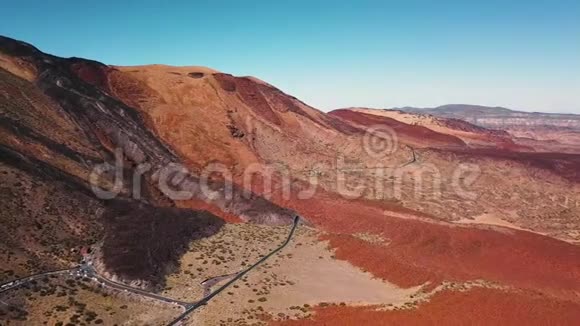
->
454, 213, 580, 245
387, 208, 580, 245
0, 274, 180, 325
162, 223, 292, 302
456, 212, 533, 232
179, 226, 424, 325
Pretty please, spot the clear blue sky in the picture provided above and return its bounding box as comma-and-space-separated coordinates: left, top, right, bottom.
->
2, 0, 579, 113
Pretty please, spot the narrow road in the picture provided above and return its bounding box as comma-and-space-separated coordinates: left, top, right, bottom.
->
1, 216, 301, 324
0, 264, 189, 307
166, 215, 301, 326
399, 145, 418, 168
0, 267, 80, 294
201, 273, 239, 297
80, 265, 191, 307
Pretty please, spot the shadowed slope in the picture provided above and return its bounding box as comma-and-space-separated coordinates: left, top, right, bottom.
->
1, 35, 580, 325
98, 200, 225, 290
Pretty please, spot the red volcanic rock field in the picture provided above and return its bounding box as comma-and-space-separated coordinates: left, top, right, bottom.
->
272, 287, 580, 325
283, 193, 580, 295
97, 60, 580, 324
268, 191, 580, 324
1, 35, 580, 325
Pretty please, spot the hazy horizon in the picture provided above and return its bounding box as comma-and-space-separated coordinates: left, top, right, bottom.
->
2, 1, 578, 114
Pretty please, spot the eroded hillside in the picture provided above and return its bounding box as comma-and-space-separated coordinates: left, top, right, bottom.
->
1, 35, 580, 325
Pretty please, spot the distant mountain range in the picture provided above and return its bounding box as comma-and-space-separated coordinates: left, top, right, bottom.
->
394, 104, 580, 130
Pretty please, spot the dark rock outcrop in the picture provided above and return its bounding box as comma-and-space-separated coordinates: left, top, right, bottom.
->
187, 72, 204, 78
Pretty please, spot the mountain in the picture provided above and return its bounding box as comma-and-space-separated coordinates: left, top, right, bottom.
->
396, 103, 580, 129
393, 104, 580, 153
1, 36, 580, 325
399, 104, 516, 115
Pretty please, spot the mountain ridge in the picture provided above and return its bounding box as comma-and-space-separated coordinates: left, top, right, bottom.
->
2, 35, 580, 325
394, 103, 579, 116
